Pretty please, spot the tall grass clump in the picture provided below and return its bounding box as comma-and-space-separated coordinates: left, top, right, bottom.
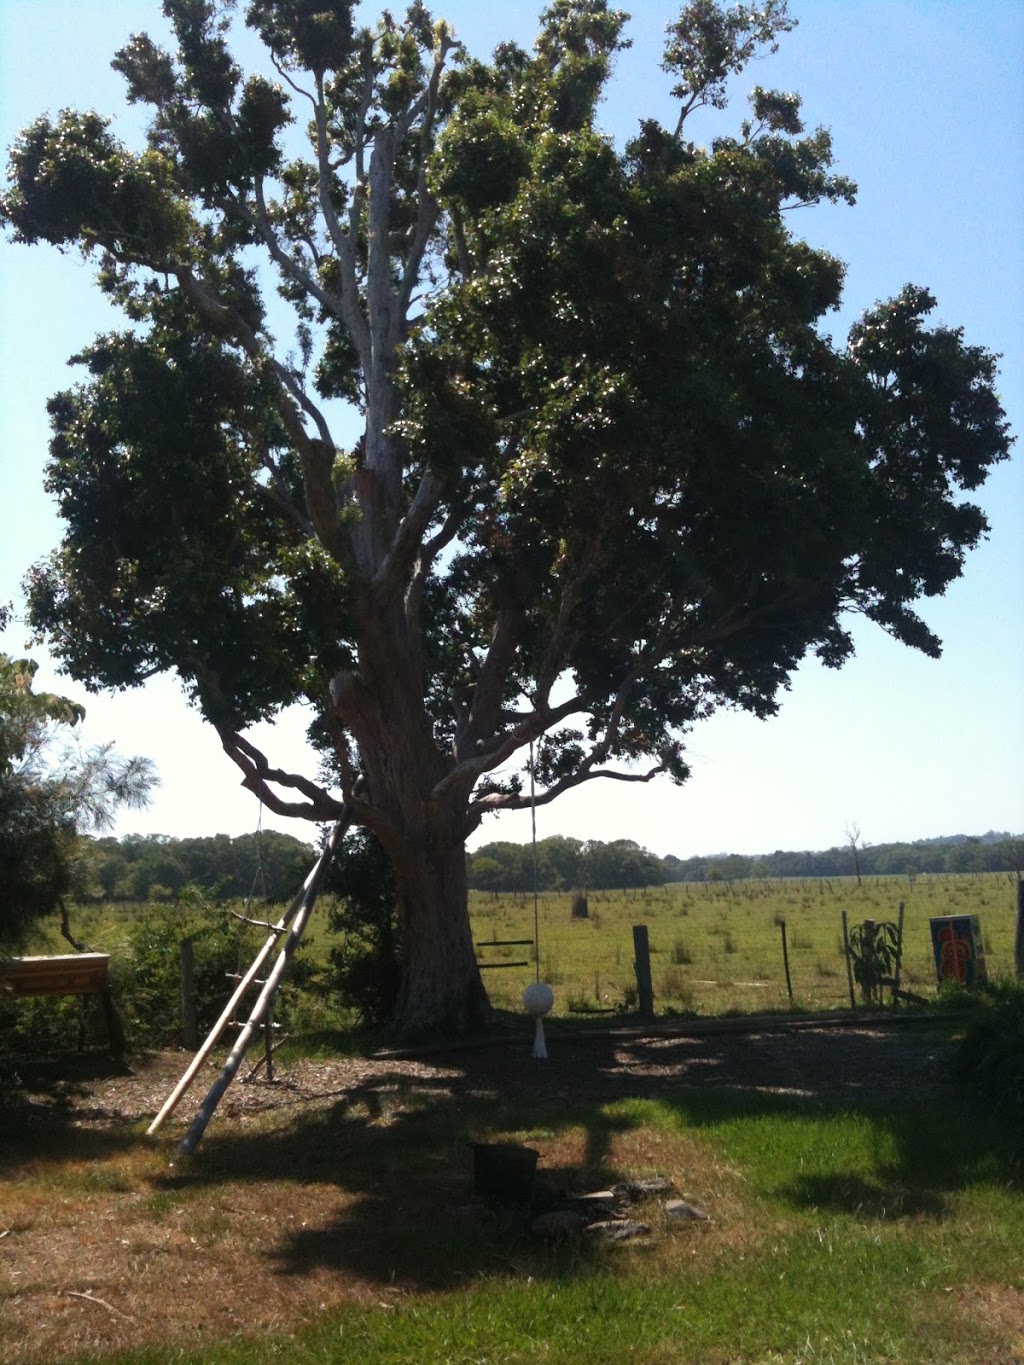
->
670, 936, 693, 965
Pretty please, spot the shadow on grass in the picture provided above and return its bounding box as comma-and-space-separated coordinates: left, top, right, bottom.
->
3, 1027, 1017, 1293
781, 1172, 947, 1219
135, 1028, 1011, 1289
650, 1080, 1020, 1223
0, 1048, 146, 1171
0, 1113, 145, 1170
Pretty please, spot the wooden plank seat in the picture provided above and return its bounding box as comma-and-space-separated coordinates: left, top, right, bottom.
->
0, 953, 125, 1059
0, 953, 111, 997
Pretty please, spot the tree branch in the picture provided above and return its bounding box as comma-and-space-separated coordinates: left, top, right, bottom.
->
472, 761, 663, 815
269, 52, 316, 112
430, 693, 586, 806
174, 266, 350, 566
256, 458, 315, 537
248, 178, 344, 328
396, 36, 452, 315
59, 900, 91, 953
448, 205, 474, 281
371, 470, 440, 604
403, 487, 473, 641
312, 72, 372, 369
459, 606, 523, 758
216, 726, 346, 821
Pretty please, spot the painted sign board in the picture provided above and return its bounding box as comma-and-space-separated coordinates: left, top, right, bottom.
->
929, 916, 987, 987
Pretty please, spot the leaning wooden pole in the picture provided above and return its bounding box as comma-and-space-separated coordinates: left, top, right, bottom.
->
177, 817, 350, 1157
148, 812, 350, 1138
149, 866, 312, 1135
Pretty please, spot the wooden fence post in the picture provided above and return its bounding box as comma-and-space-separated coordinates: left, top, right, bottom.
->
632, 924, 654, 1021
892, 902, 905, 1005
779, 919, 794, 1008
842, 911, 856, 1009
180, 938, 198, 1051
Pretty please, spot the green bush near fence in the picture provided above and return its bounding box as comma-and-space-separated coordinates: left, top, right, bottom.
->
956, 978, 1024, 1123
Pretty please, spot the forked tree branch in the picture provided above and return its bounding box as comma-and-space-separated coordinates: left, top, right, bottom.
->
430, 693, 586, 805
371, 470, 441, 604
217, 726, 346, 821
471, 761, 663, 815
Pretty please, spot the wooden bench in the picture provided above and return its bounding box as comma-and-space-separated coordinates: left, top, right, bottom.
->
1, 953, 125, 1058
0, 953, 110, 996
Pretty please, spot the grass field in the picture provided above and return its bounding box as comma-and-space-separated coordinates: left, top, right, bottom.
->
4, 879, 1023, 1362
469, 872, 1019, 1018
19, 872, 1019, 1033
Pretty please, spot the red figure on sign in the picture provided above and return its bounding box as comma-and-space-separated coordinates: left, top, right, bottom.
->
937, 921, 971, 983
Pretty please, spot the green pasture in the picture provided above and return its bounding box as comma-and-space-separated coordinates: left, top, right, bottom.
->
19, 871, 1018, 1035
469, 873, 1019, 1018
4, 881, 1024, 1362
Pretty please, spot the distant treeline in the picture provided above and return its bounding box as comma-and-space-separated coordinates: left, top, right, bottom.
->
469, 831, 1022, 892
81, 827, 1021, 903
81, 831, 316, 902
470, 837, 666, 893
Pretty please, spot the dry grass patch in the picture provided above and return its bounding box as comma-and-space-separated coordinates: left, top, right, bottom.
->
1, 1153, 385, 1362
954, 1286, 1024, 1362
0, 1037, 801, 1363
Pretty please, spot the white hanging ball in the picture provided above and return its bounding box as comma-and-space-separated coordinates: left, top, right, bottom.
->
522, 981, 554, 1019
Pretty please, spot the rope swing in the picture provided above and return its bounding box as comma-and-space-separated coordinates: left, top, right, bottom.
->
522, 740, 554, 1058
230, 795, 281, 1082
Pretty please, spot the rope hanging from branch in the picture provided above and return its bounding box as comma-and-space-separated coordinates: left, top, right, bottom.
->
523, 740, 553, 1058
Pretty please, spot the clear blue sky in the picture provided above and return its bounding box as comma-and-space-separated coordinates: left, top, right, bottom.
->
1, 0, 1021, 857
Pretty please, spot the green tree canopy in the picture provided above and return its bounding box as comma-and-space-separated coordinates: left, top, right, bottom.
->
1, 1, 1011, 1031
83, 829, 315, 901
0, 614, 156, 947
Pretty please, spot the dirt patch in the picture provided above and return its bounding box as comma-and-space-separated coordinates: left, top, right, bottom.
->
0, 1024, 955, 1362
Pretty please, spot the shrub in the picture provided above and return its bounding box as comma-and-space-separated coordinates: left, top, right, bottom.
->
955, 980, 1024, 1116
113, 887, 255, 1046
0, 991, 87, 1059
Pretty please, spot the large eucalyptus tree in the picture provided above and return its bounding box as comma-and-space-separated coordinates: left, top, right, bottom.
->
2, 1, 1010, 1031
